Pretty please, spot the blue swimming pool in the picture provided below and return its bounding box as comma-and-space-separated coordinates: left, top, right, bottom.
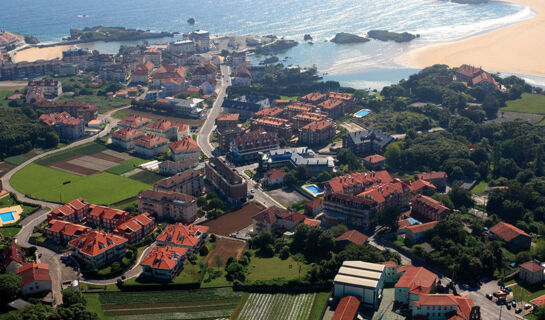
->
303, 185, 324, 195
0, 211, 16, 223
354, 109, 371, 117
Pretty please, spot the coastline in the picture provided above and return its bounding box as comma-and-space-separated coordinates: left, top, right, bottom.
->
398, 0, 545, 77
12, 45, 74, 63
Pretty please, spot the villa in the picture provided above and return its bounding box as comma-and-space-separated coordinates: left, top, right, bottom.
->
86, 205, 130, 229
134, 134, 170, 157
47, 198, 89, 223
170, 136, 201, 162
69, 230, 128, 268
140, 246, 188, 281
114, 212, 156, 244
111, 127, 145, 150
138, 190, 198, 223
39, 112, 85, 141
117, 115, 152, 130
45, 220, 90, 243
17, 263, 52, 296
144, 119, 189, 140
156, 223, 209, 253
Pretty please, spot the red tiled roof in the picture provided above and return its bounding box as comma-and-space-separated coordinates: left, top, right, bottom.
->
286, 103, 315, 113
413, 294, 474, 320
255, 116, 289, 127
39, 112, 83, 128
302, 120, 334, 132
135, 134, 169, 148
115, 212, 155, 234
170, 136, 200, 153
47, 220, 90, 238
395, 265, 437, 295
264, 169, 286, 180
156, 223, 209, 247
88, 205, 129, 221
252, 206, 305, 225
456, 64, 482, 78
301, 92, 325, 103
416, 171, 447, 181
328, 92, 353, 101
217, 113, 239, 121
336, 230, 368, 245
409, 179, 437, 192
326, 171, 393, 194
332, 295, 360, 320
531, 294, 545, 307
520, 260, 545, 273
119, 115, 151, 127
401, 221, 438, 235
363, 154, 386, 164
413, 195, 450, 216
379, 261, 397, 268
112, 127, 145, 140
305, 198, 323, 209
318, 99, 343, 110
489, 222, 529, 242
140, 246, 187, 270
294, 112, 327, 122
2, 243, 26, 268
68, 230, 127, 257
233, 130, 278, 151
254, 107, 284, 118
17, 263, 51, 288
303, 218, 321, 227
357, 181, 408, 204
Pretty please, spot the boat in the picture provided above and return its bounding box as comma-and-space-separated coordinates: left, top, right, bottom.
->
77, 14, 89, 18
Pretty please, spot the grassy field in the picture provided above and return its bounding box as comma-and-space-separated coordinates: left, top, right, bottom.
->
129, 170, 164, 184
471, 181, 489, 195
11, 163, 83, 195
105, 158, 149, 175
236, 293, 316, 320
35, 142, 107, 166
112, 108, 204, 127
512, 282, 545, 302
502, 93, 545, 114
59, 95, 130, 114
0, 226, 22, 238
246, 253, 311, 282
308, 292, 330, 320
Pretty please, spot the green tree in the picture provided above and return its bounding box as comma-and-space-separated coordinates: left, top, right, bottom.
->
385, 142, 403, 168
208, 198, 224, 210
225, 262, 246, 281
377, 206, 402, 230
62, 287, 86, 307
0, 273, 21, 306
199, 245, 209, 256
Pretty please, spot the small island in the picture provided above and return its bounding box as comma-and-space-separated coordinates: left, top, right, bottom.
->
187, 18, 196, 25
330, 32, 370, 44
367, 30, 419, 43
68, 26, 174, 42
253, 39, 298, 54
451, 0, 488, 3
304, 34, 313, 41
260, 56, 280, 64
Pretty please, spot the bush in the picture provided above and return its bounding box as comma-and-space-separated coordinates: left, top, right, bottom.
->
210, 234, 217, 242
199, 245, 209, 256
279, 246, 290, 260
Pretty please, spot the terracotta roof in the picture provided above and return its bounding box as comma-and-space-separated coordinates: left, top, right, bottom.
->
302, 120, 334, 132
489, 222, 529, 242
395, 265, 437, 295
2, 243, 26, 268
379, 261, 397, 268
118, 115, 151, 127
156, 223, 209, 247
472, 72, 498, 87
17, 263, 51, 288
318, 99, 343, 110
401, 221, 438, 235
303, 218, 321, 227
336, 230, 368, 245
416, 171, 447, 181
254, 107, 284, 118
409, 179, 437, 192
520, 260, 545, 273
146, 119, 178, 131
363, 154, 386, 164
286, 103, 314, 113
68, 230, 127, 257
155, 169, 203, 188
39, 112, 83, 128
328, 92, 353, 101
252, 206, 305, 225
233, 130, 278, 151
305, 198, 324, 209
46, 220, 90, 238
413, 294, 474, 320
413, 195, 450, 216
357, 181, 409, 204
217, 113, 239, 121
112, 127, 145, 140
326, 171, 393, 194
115, 212, 155, 234
50, 198, 87, 219
264, 169, 286, 180
255, 116, 289, 127
531, 294, 545, 307
135, 134, 169, 148
294, 112, 327, 122
139, 189, 196, 203
301, 92, 326, 103
88, 205, 129, 221
170, 136, 200, 153
332, 295, 360, 320
141, 246, 187, 270
456, 64, 482, 78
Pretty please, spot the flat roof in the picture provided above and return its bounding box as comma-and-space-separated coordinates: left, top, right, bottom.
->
338, 266, 383, 281
343, 261, 385, 272
334, 274, 379, 289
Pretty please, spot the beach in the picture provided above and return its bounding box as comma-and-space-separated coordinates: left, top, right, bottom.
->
12, 45, 74, 63
400, 0, 545, 77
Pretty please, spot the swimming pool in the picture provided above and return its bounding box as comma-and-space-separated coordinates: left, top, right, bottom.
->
303, 184, 324, 197
354, 109, 371, 118
0, 211, 16, 223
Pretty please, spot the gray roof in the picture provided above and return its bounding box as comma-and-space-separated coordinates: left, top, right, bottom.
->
262, 147, 334, 168
347, 129, 393, 149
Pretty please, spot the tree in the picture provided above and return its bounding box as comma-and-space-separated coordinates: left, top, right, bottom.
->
220, 49, 229, 57
199, 245, 209, 256
284, 172, 297, 187
197, 196, 207, 207
385, 142, 403, 168
279, 246, 290, 259
62, 287, 86, 307
225, 262, 246, 281
208, 198, 224, 210
329, 224, 348, 237
448, 186, 474, 209
0, 273, 21, 306
377, 206, 402, 230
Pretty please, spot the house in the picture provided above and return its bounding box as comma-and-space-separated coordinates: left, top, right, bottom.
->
87, 119, 102, 129
260, 147, 335, 175
27, 80, 62, 98
144, 48, 162, 66
472, 72, 499, 92
324, 170, 393, 196
301, 92, 326, 105
154, 168, 205, 196
138, 190, 198, 223
400, 221, 438, 243
333, 261, 386, 308
254, 106, 284, 119
156, 223, 209, 252
169, 39, 195, 55
205, 157, 248, 205
32, 100, 98, 122
455, 64, 483, 83
411, 294, 477, 320
17, 263, 51, 296
305, 198, 324, 216
415, 171, 448, 192
342, 129, 394, 156
299, 120, 336, 146
114, 212, 156, 244
303, 218, 321, 227
293, 112, 328, 129
328, 92, 355, 112
2, 243, 27, 274
162, 97, 204, 118
158, 159, 199, 175
394, 265, 437, 306
230, 51, 247, 67
379, 261, 399, 284
250, 116, 292, 139
408, 179, 437, 195
68, 230, 128, 268
216, 113, 239, 130
282, 103, 315, 119
336, 230, 368, 249
412, 195, 450, 221
86, 205, 130, 229
231, 130, 279, 163
363, 155, 386, 170
187, 30, 210, 52
99, 64, 129, 82
144, 119, 189, 140
489, 222, 531, 252
170, 136, 201, 162
134, 134, 170, 157
251, 206, 306, 234
140, 246, 188, 281
332, 295, 360, 320
519, 260, 545, 284
192, 62, 217, 85
111, 127, 145, 150
117, 115, 152, 129
232, 65, 252, 86
39, 112, 85, 140
131, 61, 155, 84
222, 95, 273, 120
47, 198, 88, 222
217, 126, 244, 152
150, 64, 186, 88
263, 169, 286, 187
318, 99, 344, 119
45, 220, 90, 243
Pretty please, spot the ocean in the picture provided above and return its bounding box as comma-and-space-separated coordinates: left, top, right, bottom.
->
1, 0, 534, 88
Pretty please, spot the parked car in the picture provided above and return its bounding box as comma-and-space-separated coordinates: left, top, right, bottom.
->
498, 281, 505, 287
512, 300, 516, 307
515, 308, 522, 313
486, 294, 492, 300
525, 304, 532, 310
506, 304, 511, 310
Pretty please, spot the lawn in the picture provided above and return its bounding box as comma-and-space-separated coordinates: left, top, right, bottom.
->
11, 163, 83, 196
84, 293, 105, 320
129, 170, 164, 184
512, 282, 545, 302
35, 142, 107, 166
0, 90, 15, 108
502, 93, 545, 114
0, 226, 22, 238
105, 158, 149, 175
246, 253, 311, 282
471, 181, 489, 195
236, 292, 316, 320
59, 95, 130, 114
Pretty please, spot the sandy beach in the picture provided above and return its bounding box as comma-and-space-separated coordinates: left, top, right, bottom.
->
12, 44, 74, 63
400, 0, 545, 77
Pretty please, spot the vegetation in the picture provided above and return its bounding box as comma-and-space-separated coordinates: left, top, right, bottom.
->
253, 39, 298, 55
69, 26, 173, 42
501, 93, 545, 114
367, 30, 418, 42
330, 32, 369, 44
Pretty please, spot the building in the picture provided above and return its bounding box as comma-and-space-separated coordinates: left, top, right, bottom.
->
187, 30, 210, 52
192, 62, 217, 85
39, 112, 85, 140
519, 260, 545, 284
301, 92, 326, 105
27, 80, 62, 98
69, 231, 128, 268
144, 48, 162, 66
333, 261, 385, 308
233, 65, 252, 86
408, 179, 437, 195
0, 59, 61, 80
300, 120, 336, 146
217, 126, 244, 152
170, 136, 201, 162
305, 198, 324, 216
324, 171, 394, 196
394, 265, 437, 306
140, 246, 187, 281
260, 147, 335, 175
230, 51, 247, 67
342, 129, 394, 156
379, 261, 399, 284
150, 64, 186, 88
489, 222, 531, 252
111, 127, 145, 150
412, 195, 450, 221
86, 54, 115, 72
400, 221, 438, 243
263, 169, 286, 187
455, 64, 498, 92
154, 169, 205, 196
131, 61, 155, 84
318, 99, 344, 119
114, 212, 156, 244
205, 157, 248, 205
32, 100, 98, 122
336, 230, 368, 249
17, 263, 51, 296
251, 117, 292, 139
231, 130, 279, 163
411, 294, 477, 320
138, 190, 198, 223
328, 92, 355, 112
283, 102, 316, 119
144, 119, 189, 140
2, 243, 27, 274
216, 113, 239, 130
99, 64, 129, 82
332, 295, 360, 320
415, 171, 448, 192
293, 112, 328, 129
45, 220, 90, 243
254, 106, 284, 119
47, 198, 89, 222
158, 159, 199, 175
472, 72, 499, 92
156, 223, 209, 252
222, 95, 273, 120
169, 39, 195, 54
159, 97, 204, 118
251, 206, 306, 234
86, 205, 130, 229
117, 115, 152, 129
134, 134, 170, 157
363, 155, 386, 170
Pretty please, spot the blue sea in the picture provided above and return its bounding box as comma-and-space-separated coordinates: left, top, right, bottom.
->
0, 0, 535, 88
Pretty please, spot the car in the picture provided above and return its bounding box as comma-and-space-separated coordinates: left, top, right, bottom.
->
525, 304, 532, 310
251, 189, 255, 193
498, 281, 505, 287
515, 308, 522, 313
512, 300, 516, 307
486, 293, 492, 300
505, 287, 512, 293
506, 304, 511, 310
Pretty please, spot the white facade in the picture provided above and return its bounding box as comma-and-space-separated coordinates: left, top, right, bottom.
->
333, 261, 385, 309
22, 280, 52, 296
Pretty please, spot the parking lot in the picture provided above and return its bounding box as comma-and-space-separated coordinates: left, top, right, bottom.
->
458, 281, 527, 320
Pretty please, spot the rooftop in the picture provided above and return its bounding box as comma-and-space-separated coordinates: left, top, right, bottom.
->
170, 136, 200, 153
489, 221, 529, 242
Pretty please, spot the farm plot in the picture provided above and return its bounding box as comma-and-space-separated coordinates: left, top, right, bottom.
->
48, 151, 128, 176
203, 201, 265, 236
204, 238, 246, 266
236, 293, 316, 320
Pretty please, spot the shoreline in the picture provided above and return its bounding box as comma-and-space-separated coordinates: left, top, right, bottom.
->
398, 0, 545, 77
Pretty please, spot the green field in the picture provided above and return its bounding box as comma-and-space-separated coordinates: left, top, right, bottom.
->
105, 158, 149, 175
4, 155, 27, 166
236, 293, 316, 320
246, 253, 311, 282
308, 292, 330, 320
502, 93, 545, 114
0, 226, 22, 238
35, 142, 107, 166
11, 163, 83, 195
471, 181, 489, 195
59, 96, 130, 114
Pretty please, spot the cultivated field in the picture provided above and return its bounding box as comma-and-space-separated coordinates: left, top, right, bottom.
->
203, 201, 265, 236
236, 293, 316, 320
204, 238, 246, 266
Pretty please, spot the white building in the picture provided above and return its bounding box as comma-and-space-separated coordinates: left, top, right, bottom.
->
333, 261, 385, 309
